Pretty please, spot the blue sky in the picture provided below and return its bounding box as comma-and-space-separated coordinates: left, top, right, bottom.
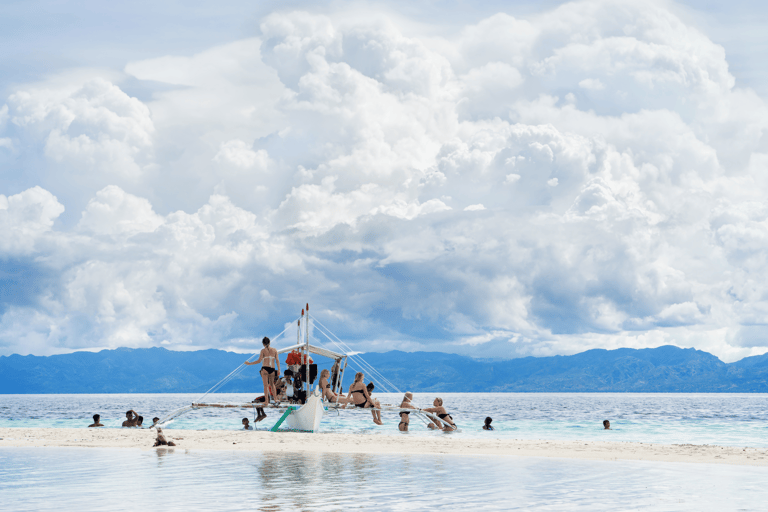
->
1, 0, 768, 361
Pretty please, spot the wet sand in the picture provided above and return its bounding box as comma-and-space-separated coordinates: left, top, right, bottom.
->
1, 427, 767, 466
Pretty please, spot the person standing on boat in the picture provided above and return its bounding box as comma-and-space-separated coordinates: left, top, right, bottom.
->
398, 392, 416, 432
319, 369, 351, 406
347, 372, 383, 425
244, 337, 281, 405
422, 398, 456, 431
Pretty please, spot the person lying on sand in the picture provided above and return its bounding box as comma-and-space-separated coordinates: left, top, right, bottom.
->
153, 427, 176, 447
319, 369, 351, 407
242, 418, 253, 430
398, 392, 416, 432
347, 372, 382, 425
122, 410, 139, 427
603, 420, 612, 430
422, 398, 456, 431
88, 414, 104, 427
483, 417, 494, 431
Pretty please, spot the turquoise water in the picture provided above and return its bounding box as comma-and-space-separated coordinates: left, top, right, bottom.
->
2, 393, 768, 447
1, 447, 767, 511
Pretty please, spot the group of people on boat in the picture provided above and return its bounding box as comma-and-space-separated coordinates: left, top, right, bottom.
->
244, 336, 458, 431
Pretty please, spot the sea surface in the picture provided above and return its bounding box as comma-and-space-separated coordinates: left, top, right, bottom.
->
3, 393, 768, 510
1, 392, 768, 447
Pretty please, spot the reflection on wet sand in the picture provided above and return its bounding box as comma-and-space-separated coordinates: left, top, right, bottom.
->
3, 447, 768, 511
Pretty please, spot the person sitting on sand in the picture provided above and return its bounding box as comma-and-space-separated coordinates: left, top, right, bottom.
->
398, 392, 416, 432
366, 382, 383, 424
346, 372, 382, 425
603, 420, 611, 430
88, 414, 104, 427
483, 417, 494, 431
244, 336, 281, 405
242, 418, 253, 430
319, 369, 351, 406
422, 398, 456, 431
122, 410, 139, 427
153, 427, 176, 447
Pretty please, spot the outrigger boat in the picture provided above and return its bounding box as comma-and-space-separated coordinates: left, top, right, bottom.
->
156, 304, 457, 432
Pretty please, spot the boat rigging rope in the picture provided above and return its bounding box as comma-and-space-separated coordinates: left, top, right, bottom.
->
309, 315, 433, 428
194, 321, 294, 403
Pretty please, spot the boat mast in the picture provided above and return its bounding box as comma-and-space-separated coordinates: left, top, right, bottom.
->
305, 303, 310, 396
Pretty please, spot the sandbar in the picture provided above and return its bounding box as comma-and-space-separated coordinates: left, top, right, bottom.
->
1, 428, 766, 466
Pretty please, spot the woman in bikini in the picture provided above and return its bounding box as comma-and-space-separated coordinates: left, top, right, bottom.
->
398, 392, 416, 432
346, 372, 382, 425
244, 337, 281, 405
422, 397, 456, 431
319, 369, 351, 406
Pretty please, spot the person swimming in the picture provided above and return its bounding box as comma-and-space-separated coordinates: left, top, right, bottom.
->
88, 414, 104, 427
483, 417, 494, 431
122, 410, 139, 427
242, 417, 253, 430
398, 392, 416, 432
603, 420, 612, 430
245, 336, 281, 405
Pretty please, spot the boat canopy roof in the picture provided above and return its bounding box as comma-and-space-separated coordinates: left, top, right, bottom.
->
276, 343, 346, 360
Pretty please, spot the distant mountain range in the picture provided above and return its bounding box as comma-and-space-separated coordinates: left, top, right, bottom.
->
2, 345, 768, 393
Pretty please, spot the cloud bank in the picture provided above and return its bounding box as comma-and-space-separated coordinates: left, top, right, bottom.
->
1, 0, 767, 361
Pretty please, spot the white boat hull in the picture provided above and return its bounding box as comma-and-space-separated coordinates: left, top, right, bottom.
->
282, 388, 325, 432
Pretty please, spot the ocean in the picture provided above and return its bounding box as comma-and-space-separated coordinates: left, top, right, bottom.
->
2, 393, 768, 510
2, 392, 768, 446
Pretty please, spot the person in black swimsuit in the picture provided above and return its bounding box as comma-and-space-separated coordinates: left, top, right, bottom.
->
245, 337, 281, 405
398, 392, 416, 432
422, 397, 456, 431
346, 372, 382, 425
319, 369, 351, 406
483, 417, 494, 430
366, 382, 383, 424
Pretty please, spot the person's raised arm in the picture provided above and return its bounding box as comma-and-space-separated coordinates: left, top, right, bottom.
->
244, 349, 266, 365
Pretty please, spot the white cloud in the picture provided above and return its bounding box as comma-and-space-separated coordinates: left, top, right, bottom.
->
2, 1, 768, 363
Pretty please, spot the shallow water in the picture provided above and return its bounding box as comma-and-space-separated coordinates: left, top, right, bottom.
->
2, 393, 768, 446
1, 447, 766, 511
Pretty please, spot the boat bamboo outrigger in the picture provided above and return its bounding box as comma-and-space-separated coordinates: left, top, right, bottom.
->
156, 304, 458, 432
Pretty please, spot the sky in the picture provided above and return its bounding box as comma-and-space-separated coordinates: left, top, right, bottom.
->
1, 0, 768, 362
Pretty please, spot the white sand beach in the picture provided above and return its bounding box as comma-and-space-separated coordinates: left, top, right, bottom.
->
1, 427, 766, 466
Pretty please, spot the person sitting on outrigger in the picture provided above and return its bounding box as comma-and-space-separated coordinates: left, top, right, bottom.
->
366, 382, 383, 425
346, 372, 383, 425
398, 392, 416, 432
244, 336, 281, 405
319, 369, 351, 407
422, 398, 456, 431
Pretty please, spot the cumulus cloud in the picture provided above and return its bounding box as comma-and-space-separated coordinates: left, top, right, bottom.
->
2, 0, 768, 362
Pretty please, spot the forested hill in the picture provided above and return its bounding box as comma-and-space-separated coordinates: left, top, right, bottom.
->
2, 345, 768, 393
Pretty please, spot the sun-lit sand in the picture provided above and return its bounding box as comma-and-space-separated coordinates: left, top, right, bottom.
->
1, 427, 767, 466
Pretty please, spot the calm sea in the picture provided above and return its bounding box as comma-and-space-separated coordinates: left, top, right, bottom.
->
2, 392, 768, 446
3, 393, 768, 510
